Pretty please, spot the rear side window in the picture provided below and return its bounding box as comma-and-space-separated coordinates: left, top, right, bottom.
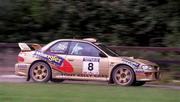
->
48, 42, 69, 54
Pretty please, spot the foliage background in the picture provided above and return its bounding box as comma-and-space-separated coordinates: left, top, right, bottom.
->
0, 0, 179, 47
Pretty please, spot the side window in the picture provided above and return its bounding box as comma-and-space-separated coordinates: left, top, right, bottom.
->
48, 42, 69, 54
68, 42, 101, 57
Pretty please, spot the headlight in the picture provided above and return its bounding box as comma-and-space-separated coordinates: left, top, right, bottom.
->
141, 65, 153, 70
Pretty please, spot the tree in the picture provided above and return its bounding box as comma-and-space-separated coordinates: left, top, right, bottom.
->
0, 0, 179, 47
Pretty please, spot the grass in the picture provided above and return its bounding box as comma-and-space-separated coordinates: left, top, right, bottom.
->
0, 83, 179, 102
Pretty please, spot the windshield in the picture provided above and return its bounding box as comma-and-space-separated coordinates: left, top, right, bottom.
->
97, 44, 120, 57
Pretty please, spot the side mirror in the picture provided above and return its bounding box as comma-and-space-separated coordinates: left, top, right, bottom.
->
99, 52, 107, 57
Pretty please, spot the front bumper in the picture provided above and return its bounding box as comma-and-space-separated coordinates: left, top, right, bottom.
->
135, 70, 160, 81
15, 63, 30, 76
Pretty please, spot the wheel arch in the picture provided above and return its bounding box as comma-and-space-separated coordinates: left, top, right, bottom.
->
26, 60, 52, 81
109, 64, 136, 84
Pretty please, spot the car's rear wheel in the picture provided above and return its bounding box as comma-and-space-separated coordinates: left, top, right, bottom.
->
30, 62, 51, 82
112, 65, 135, 86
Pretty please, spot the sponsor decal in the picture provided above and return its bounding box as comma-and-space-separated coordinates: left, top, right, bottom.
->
122, 58, 140, 68
34, 51, 64, 66
57, 73, 108, 78
33, 51, 73, 73
83, 57, 100, 74
134, 69, 144, 73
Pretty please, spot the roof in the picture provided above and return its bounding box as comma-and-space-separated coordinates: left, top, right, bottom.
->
53, 38, 97, 43
41, 38, 97, 51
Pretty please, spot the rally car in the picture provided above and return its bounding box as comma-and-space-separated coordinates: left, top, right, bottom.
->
15, 38, 160, 86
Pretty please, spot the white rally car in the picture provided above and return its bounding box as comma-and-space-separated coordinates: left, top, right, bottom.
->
15, 38, 160, 86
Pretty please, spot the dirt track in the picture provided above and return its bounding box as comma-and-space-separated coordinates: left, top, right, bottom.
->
0, 74, 180, 90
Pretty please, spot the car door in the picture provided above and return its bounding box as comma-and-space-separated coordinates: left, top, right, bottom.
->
46, 41, 74, 73
65, 41, 109, 77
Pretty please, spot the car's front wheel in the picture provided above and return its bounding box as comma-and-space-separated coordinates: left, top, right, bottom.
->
112, 65, 135, 86
30, 62, 51, 82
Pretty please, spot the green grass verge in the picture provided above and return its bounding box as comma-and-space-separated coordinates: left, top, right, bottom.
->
0, 83, 179, 102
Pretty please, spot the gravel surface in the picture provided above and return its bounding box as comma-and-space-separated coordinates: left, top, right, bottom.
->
0, 74, 180, 90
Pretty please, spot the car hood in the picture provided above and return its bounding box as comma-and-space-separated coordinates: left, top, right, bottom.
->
111, 56, 158, 66
135, 58, 158, 66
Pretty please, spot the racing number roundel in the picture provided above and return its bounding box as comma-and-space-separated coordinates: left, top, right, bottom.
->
83, 58, 100, 74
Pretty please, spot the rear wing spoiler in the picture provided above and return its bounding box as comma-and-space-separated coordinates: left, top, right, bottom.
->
18, 43, 42, 51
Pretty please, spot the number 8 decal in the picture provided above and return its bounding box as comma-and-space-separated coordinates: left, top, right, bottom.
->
83, 57, 100, 74
88, 63, 94, 71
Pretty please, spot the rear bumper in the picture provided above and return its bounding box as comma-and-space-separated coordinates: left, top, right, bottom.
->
15, 63, 30, 76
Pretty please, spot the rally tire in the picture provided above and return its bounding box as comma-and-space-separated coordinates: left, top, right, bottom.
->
30, 62, 51, 82
112, 65, 135, 86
